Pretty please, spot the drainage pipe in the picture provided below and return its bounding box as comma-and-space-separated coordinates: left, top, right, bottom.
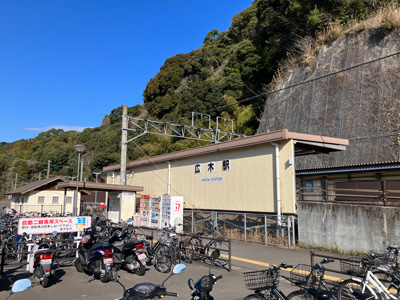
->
271, 142, 281, 226
167, 161, 171, 195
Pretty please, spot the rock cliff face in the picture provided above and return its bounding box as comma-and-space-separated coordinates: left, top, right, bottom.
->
258, 28, 400, 168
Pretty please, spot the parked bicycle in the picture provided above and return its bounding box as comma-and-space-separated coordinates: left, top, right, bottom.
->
337, 256, 400, 300
286, 258, 336, 300
152, 228, 193, 273
188, 230, 229, 267
242, 262, 293, 299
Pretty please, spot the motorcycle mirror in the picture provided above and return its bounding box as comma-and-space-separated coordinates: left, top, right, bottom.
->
172, 264, 187, 275
188, 278, 195, 290
162, 264, 187, 286
11, 278, 32, 293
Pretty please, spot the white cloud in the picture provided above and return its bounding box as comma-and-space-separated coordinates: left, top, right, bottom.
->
25, 125, 90, 132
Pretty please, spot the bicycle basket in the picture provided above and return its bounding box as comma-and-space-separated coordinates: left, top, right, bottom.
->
340, 257, 365, 276
369, 250, 398, 267
290, 264, 311, 285
157, 231, 171, 243
243, 269, 276, 290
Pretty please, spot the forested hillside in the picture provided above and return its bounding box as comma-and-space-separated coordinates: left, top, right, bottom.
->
0, 0, 395, 197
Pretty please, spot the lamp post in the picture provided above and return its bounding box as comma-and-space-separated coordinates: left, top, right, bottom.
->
73, 144, 86, 216
93, 171, 101, 204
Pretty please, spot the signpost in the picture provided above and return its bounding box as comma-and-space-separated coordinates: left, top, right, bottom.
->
18, 216, 91, 235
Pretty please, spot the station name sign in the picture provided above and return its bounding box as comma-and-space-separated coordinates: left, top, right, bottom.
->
18, 216, 91, 235
201, 176, 224, 183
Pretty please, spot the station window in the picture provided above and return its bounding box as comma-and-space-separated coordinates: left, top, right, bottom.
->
66, 197, 72, 204
38, 196, 44, 204
52, 196, 59, 204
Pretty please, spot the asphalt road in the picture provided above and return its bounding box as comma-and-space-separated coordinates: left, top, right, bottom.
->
0, 240, 350, 300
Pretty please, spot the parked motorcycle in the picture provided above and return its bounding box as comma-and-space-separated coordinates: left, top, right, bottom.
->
115, 263, 186, 300
74, 227, 118, 283
188, 250, 223, 300
108, 229, 147, 275
32, 242, 54, 287
29, 232, 57, 288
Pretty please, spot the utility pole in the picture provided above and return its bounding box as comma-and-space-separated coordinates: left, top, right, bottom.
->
93, 171, 101, 204
14, 174, 17, 189
120, 104, 128, 185
47, 160, 51, 178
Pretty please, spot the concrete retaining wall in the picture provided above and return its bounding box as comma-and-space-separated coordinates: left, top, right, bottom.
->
297, 201, 400, 252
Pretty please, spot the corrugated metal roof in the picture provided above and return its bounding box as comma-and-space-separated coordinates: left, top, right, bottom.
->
5, 176, 66, 195
295, 161, 400, 175
104, 129, 349, 172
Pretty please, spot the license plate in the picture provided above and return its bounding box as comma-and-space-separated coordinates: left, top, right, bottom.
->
40, 259, 52, 264
104, 258, 113, 264
138, 253, 146, 261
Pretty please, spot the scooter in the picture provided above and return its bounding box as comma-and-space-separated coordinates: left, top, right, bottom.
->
32, 242, 54, 287
75, 227, 118, 283
188, 250, 223, 300
115, 263, 186, 300
29, 232, 57, 288
109, 229, 147, 276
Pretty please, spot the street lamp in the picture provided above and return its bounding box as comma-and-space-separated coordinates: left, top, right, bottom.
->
93, 171, 101, 204
73, 144, 86, 216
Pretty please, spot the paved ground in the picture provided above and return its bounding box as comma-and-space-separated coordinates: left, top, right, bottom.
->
0, 240, 351, 300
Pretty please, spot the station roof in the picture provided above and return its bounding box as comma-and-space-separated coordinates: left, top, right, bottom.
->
5, 176, 66, 195
57, 181, 144, 192
104, 129, 349, 172
295, 161, 400, 176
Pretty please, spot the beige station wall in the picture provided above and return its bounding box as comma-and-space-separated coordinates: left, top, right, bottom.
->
10, 190, 78, 214
107, 140, 296, 214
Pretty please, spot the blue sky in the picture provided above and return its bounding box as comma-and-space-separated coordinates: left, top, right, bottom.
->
0, 0, 253, 143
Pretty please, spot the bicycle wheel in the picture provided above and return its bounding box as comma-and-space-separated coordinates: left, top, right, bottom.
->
287, 290, 316, 300
154, 244, 172, 273
337, 279, 375, 300
183, 247, 194, 263
191, 237, 204, 261
206, 239, 229, 267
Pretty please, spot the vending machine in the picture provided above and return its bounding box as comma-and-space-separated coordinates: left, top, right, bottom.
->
160, 194, 183, 229
149, 197, 161, 228
139, 195, 151, 227
160, 194, 171, 228
170, 196, 184, 229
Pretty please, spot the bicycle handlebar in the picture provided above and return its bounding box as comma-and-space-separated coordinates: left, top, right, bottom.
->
321, 258, 334, 264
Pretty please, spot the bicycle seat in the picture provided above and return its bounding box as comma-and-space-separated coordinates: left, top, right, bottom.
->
307, 288, 332, 300
196, 232, 204, 236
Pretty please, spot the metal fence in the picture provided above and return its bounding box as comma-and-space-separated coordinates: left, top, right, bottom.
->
298, 179, 400, 206
183, 210, 296, 247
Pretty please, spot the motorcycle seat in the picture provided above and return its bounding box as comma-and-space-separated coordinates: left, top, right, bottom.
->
113, 241, 124, 248
123, 240, 143, 250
